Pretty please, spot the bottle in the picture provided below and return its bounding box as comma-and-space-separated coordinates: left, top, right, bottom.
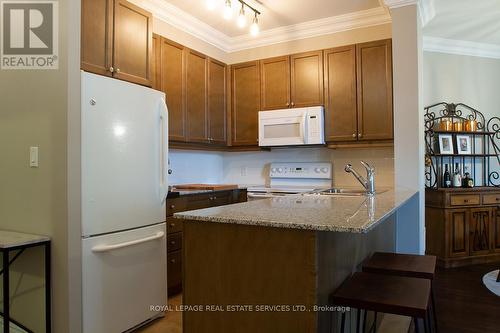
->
463, 166, 474, 188
453, 163, 462, 188
443, 164, 451, 188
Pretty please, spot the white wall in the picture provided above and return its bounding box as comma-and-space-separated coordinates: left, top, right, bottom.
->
170, 147, 394, 189
423, 52, 500, 185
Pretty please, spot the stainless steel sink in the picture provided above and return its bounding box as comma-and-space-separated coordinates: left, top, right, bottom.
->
303, 188, 388, 197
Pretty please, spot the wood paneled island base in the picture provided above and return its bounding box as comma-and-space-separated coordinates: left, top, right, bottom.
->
181, 217, 396, 333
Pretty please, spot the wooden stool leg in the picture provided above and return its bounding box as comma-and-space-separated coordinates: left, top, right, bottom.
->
372, 312, 378, 333
363, 310, 367, 333
340, 311, 346, 333
431, 286, 438, 333
424, 314, 431, 333
356, 309, 361, 333
414, 318, 420, 333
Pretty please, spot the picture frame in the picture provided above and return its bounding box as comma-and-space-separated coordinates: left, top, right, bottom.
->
456, 135, 472, 155
438, 134, 454, 154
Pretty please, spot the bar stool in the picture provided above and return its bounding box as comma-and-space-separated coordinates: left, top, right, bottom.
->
331, 272, 432, 333
362, 252, 438, 332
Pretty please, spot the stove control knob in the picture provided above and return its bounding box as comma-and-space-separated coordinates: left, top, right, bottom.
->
271, 168, 277, 173
314, 168, 321, 173
321, 167, 328, 173
277, 168, 283, 173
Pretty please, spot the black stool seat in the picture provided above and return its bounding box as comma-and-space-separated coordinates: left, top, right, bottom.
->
362, 252, 436, 280
332, 272, 431, 319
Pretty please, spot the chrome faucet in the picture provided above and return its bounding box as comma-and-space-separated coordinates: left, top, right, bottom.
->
344, 161, 375, 195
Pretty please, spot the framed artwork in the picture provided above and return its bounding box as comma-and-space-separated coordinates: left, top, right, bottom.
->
438, 134, 454, 154
456, 135, 472, 155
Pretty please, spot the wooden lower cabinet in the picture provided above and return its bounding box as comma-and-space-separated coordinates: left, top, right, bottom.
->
447, 209, 469, 257
426, 188, 500, 267
166, 189, 247, 295
491, 207, 500, 252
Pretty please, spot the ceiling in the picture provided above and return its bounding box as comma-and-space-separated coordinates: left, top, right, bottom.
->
164, 0, 382, 37
423, 0, 500, 45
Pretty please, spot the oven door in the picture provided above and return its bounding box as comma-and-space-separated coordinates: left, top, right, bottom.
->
259, 114, 306, 146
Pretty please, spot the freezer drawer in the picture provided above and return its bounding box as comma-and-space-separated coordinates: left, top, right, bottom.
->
82, 223, 167, 333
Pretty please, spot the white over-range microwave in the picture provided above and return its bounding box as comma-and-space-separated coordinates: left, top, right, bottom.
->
258, 106, 325, 147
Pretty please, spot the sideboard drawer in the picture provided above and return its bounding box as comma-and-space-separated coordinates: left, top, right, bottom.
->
483, 193, 500, 205
450, 194, 480, 206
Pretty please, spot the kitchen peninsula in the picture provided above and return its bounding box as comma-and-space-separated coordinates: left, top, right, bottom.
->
174, 189, 417, 333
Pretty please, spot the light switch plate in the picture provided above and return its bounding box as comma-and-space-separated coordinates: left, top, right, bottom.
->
30, 146, 39, 167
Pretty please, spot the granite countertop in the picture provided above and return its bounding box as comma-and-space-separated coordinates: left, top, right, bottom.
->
174, 188, 417, 233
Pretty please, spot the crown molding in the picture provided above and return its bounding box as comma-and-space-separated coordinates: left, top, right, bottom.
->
423, 36, 500, 59
383, 0, 418, 9
130, 0, 232, 51
134, 0, 391, 53
230, 7, 391, 52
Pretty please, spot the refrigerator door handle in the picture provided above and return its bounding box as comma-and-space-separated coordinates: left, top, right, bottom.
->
159, 99, 169, 203
91, 231, 165, 253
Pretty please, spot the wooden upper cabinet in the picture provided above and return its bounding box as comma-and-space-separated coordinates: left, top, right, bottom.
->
151, 34, 161, 90
356, 39, 393, 141
208, 58, 227, 144
81, 0, 113, 75
81, 0, 152, 86
260, 56, 290, 110
231, 61, 260, 146
324, 46, 357, 142
161, 38, 186, 142
113, 0, 152, 86
290, 51, 323, 108
186, 50, 208, 143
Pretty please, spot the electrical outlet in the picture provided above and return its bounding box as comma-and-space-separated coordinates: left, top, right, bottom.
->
240, 166, 247, 177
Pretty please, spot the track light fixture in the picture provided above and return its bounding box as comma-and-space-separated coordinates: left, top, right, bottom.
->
205, 0, 261, 36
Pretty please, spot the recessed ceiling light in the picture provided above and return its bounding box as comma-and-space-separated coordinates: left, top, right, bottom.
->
206, 0, 216, 10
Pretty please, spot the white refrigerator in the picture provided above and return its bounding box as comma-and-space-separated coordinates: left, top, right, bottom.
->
81, 72, 168, 333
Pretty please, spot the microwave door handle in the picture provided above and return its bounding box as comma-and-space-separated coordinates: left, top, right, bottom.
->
302, 114, 308, 144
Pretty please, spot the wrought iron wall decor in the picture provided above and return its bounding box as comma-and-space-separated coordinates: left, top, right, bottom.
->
424, 102, 500, 188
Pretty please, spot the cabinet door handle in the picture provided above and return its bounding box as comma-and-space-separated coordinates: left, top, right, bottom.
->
286, 102, 290, 107
115, 68, 121, 74
170, 259, 176, 264
170, 204, 175, 209
169, 223, 176, 228
352, 133, 356, 138
109, 67, 114, 73
170, 240, 176, 245
291, 102, 295, 107
358, 133, 362, 138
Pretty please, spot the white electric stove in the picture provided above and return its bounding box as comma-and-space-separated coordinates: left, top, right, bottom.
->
247, 162, 332, 200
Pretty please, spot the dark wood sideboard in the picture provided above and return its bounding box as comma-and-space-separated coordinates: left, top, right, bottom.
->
426, 187, 500, 268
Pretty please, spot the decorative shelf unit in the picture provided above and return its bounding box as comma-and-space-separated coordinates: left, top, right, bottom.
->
424, 102, 500, 189
424, 103, 500, 268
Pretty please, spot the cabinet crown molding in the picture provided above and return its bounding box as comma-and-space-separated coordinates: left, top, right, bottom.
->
130, 0, 390, 53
